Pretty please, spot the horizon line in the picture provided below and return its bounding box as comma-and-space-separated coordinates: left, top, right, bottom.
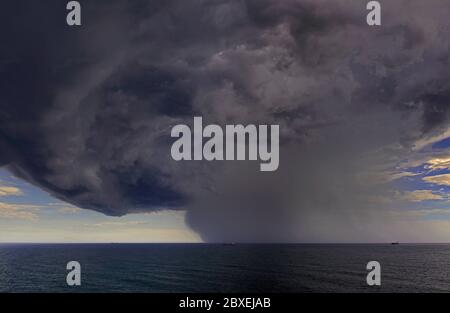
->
1, 242, 450, 245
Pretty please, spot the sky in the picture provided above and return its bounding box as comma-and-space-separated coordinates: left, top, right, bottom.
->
0, 168, 200, 242
1, 0, 450, 242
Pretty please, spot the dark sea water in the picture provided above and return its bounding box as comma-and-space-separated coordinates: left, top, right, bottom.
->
0, 243, 449, 293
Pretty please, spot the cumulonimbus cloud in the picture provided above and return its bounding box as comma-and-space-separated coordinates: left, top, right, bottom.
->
0, 0, 450, 241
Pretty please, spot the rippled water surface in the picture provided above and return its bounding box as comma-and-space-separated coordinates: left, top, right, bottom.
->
0, 244, 449, 292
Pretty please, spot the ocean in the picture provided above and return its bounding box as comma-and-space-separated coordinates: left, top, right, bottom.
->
0, 243, 449, 293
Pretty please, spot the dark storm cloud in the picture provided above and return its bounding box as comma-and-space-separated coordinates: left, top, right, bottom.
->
420, 91, 450, 133
0, 0, 449, 240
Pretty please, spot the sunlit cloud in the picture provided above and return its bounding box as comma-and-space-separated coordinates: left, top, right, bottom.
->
414, 129, 450, 150
356, 171, 418, 186
387, 171, 420, 182
423, 174, 450, 186
391, 208, 450, 218
397, 190, 445, 202
83, 221, 149, 228
0, 202, 41, 220
0, 186, 23, 197
57, 206, 82, 214
425, 157, 450, 171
